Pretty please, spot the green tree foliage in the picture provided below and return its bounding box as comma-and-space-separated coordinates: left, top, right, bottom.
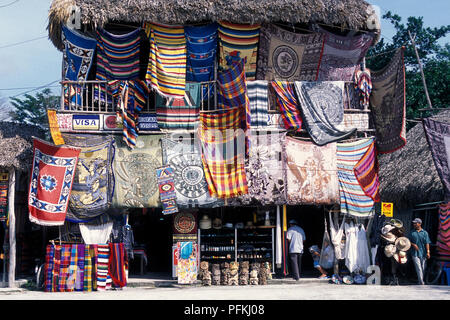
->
8, 88, 59, 130
366, 12, 450, 129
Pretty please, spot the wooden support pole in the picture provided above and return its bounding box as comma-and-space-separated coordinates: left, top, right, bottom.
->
408, 30, 433, 109
7, 167, 16, 288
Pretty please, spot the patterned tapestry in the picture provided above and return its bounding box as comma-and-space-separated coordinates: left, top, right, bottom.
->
285, 137, 339, 205
62, 134, 115, 219
112, 134, 163, 208
145, 22, 187, 99
247, 80, 269, 128
185, 23, 218, 83
437, 202, 450, 261
294, 81, 356, 145
370, 48, 406, 154
62, 26, 96, 82
337, 138, 375, 217
231, 132, 287, 205
156, 82, 201, 130
96, 28, 141, 81
423, 117, 450, 201
161, 137, 221, 208
218, 21, 260, 80
28, 138, 80, 226
256, 23, 324, 81
156, 165, 179, 214
271, 81, 302, 132
316, 26, 374, 81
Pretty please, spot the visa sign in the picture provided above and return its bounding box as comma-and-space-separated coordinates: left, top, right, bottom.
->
72, 115, 101, 130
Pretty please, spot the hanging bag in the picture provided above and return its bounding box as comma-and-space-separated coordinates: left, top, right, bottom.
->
320, 216, 335, 269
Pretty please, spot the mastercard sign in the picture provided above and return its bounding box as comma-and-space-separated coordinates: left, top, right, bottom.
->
381, 202, 393, 217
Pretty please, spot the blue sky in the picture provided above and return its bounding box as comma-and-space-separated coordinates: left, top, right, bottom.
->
0, 0, 448, 105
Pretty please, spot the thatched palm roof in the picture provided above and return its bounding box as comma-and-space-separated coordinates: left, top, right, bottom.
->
379, 110, 450, 209
48, 0, 377, 50
0, 122, 46, 172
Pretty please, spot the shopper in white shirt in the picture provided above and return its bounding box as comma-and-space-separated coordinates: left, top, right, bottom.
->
286, 219, 306, 280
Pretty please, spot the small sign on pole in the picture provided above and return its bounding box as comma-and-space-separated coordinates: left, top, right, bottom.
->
381, 202, 394, 217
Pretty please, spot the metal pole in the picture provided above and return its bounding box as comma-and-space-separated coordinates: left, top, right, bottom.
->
7, 168, 16, 288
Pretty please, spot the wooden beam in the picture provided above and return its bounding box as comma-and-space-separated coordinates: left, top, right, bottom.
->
7, 167, 16, 288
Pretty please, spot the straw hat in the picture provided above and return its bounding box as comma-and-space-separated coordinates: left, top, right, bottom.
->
381, 224, 395, 235
199, 215, 211, 229
384, 244, 397, 258
389, 218, 403, 229
393, 251, 408, 264
380, 232, 396, 243
395, 237, 411, 252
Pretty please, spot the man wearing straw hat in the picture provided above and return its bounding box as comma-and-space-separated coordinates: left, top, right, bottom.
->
408, 218, 431, 285
286, 219, 306, 280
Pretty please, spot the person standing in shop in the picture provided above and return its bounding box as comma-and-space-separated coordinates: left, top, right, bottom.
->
408, 218, 431, 285
286, 219, 306, 280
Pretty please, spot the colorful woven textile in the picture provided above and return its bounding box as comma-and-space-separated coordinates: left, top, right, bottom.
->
112, 134, 163, 208
96, 244, 110, 291
369, 48, 406, 154
256, 23, 324, 81
75, 244, 85, 291
247, 80, 269, 128
83, 245, 96, 291
423, 117, 450, 201
156, 166, 179, 214
354, 67, 372, 109
62, 134, 115, 219
285, 137, 339, 204
294, 81, 356, 145
62, 26, 96, 82
51, 245, 61, 292
337, 138, 375, 217
96, 28, 141, 80
44, 244, 55, 292
145, 22, 186, 99
176, 242, 198, 284
58, 244, 71, 292
218, 21, 260, 80
0, 173, 8, 222
232, 132, 287, 205
161, 137, 221, 208
198, 108, 248, 199
217, 60, 250, 129
271, 81, 302, 132
317, 26, 373, 81
28, 138, 80, 226
108, 243, 127, 288
437, 202, 450, 261
353, 138, 380, 202
185, 23, 218, 83
156, 82, 201, 130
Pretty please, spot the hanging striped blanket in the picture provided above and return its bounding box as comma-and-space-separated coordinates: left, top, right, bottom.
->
218, 21, 260, 80
370, 48, 406, 154
96, 244, 110, 291
83, 245, 96, 291
337, 138, 375, 217
51, 245, 61, 292
217, 60, 250, 129
247, 81, 269, 128
75, 244, 85, 291
437, 202, 450, 261
108, 243, 127, 288
58, 244, 72, 292
317, 26, 374, 81
271, 81, 302, 132
156, 82, 201, 130
145, 22, 186, 99
185, 23, 218, 83
198, 108, 248, 199
65, 244, 78, 292
353, 138, 380, 202
96, 28, 141, 80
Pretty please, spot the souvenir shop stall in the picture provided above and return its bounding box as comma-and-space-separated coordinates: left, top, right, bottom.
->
27, 0, 411, 289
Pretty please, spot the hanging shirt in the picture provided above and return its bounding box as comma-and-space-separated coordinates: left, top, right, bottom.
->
286, 225, 306, 254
